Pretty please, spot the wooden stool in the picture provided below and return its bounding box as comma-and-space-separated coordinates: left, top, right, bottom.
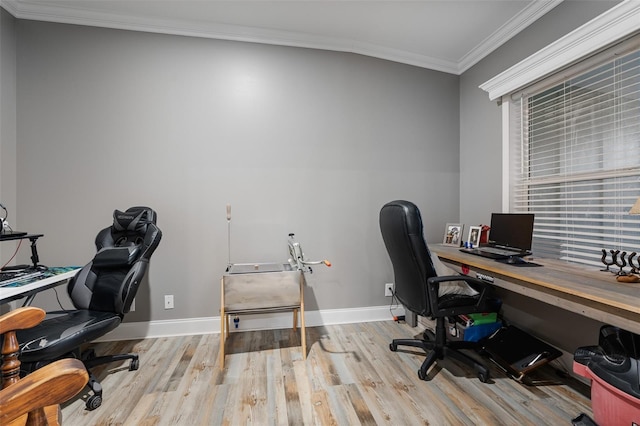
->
219, 269, 305, 368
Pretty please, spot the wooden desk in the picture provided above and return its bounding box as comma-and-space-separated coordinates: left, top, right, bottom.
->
219, 268, 306, 368
432, 245, 640, 335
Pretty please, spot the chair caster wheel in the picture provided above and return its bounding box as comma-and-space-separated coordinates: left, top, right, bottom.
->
417, 369, 427, 381
423, 330, 435, 341
86, 394, 102, 411
477, 371, 489, 383
130, 358, 139, 371
389, 343, 397, 352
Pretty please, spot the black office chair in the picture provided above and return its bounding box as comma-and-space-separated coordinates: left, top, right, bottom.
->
379, 200, 497, 382
17, 206, 162, 410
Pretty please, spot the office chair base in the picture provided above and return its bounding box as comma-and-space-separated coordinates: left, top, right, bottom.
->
86, 375, 103, 410
81, 350, 140, 410
86, 395, 103, 411
83, 352, 139, 371
390, 338, 490, 382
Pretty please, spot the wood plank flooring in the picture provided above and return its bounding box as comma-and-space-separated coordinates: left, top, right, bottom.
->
61, 321, 592, 425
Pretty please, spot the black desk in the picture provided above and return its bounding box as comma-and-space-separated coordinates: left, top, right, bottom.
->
1, 233, 78, 305
0, 233, 45, 269
0, 232, 43, 241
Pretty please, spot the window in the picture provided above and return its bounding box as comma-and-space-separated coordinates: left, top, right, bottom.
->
509, 40, 640, 266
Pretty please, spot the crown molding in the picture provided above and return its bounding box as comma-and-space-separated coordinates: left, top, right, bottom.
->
0, 0, 460, 73
480, 0, 640, 100
1, 0, 562, 75
458, 0, 562, 74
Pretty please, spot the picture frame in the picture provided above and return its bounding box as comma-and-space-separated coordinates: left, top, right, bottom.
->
467, 225, 482, 248
443, 223, 464, 246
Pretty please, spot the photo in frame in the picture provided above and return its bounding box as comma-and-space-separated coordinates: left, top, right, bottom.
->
467, 225, 482, 248
443, 223, 464, 246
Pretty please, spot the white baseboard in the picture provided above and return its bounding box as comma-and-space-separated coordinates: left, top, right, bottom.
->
96, 305, 405, 342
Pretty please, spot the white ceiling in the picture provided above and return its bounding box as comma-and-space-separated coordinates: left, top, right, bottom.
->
1, 0, 564, 74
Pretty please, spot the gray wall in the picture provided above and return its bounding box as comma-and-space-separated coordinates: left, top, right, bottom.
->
459, 0, 621, 355
1, 8, 18, 262
3, 1, 623, 354
459, 0, 620, 226
6, 18, 461, 321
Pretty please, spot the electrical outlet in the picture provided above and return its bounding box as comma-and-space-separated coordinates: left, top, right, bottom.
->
385, 283, 394, 297
164, 295, 174, 309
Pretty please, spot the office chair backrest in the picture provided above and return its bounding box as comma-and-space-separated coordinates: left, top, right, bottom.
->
68, 206, 162, 314
379, 200, 437, 317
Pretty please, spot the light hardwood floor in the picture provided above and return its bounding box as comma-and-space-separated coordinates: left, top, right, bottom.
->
61, 321, 592, 425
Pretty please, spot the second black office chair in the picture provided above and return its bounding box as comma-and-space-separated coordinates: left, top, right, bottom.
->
380, 200, 498, 382
17, 206, 162, 410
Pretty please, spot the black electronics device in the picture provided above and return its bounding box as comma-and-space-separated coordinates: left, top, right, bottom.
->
489, 213, 535, 251
483, 325, 561, 380
461, 213, 535, 259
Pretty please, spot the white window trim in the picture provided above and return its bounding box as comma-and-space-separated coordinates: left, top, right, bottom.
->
480, 0, 640, 101
501, 99, 511, 212
481, 0, 640, 211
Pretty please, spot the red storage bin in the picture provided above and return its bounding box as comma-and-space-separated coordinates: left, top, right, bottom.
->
573, 361, 640, 425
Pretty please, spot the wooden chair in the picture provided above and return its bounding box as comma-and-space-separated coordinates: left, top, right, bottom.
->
1, 307, 89, 426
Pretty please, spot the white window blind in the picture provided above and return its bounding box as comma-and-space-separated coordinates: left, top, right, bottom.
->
510, 41, 640, 267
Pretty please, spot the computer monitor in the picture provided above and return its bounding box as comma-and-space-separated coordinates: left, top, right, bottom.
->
488, 213, 535, 251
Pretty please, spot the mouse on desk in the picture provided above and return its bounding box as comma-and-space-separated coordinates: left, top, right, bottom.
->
506, 256, 526, 264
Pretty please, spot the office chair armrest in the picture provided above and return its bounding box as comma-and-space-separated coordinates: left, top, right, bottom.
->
427, 275, 494, 316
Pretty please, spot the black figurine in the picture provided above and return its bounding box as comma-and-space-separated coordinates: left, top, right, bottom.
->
601, 249, 616, 272
628, 252, 639, 275
614, 250, 627, 275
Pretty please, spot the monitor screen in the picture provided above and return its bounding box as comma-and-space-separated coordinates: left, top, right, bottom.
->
488, 213, 535, 250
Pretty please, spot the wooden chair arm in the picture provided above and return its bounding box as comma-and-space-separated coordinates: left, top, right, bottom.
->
0, 358, 88, 425
2, 307, 46, 388
1, 307, 88, 425
0, 307, 45, 334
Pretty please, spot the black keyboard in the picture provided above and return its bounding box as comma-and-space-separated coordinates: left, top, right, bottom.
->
459, 248, 509, 259
0, 270, 43, 286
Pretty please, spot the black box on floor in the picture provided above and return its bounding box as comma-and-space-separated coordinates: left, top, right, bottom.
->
482, 325, 562, 380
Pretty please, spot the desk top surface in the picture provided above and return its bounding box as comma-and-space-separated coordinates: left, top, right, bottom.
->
0, 233, 43, 241
0, 267, 80, 303
432, 244, 640, 316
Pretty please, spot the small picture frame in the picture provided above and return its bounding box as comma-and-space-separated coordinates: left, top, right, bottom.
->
467, 226, 482, 248
443, 223, 464, 246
